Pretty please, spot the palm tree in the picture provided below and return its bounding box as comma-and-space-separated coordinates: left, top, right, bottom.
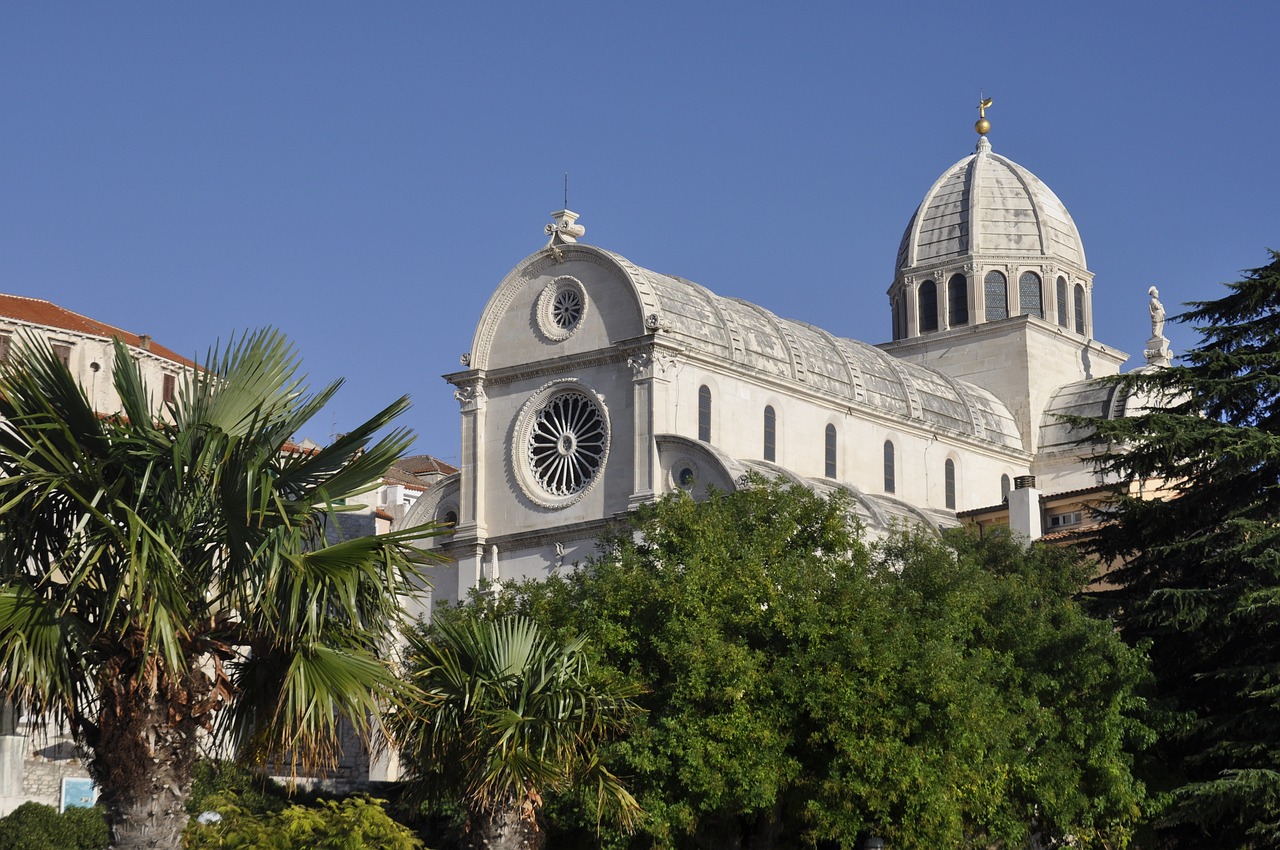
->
391, 614, 641, 850
0, 330, 434, 850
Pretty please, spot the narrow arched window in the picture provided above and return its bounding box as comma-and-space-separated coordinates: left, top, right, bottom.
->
984, 270, 1008, 320
918, 281, 938, 333
1019, 271, 1043, 318
1000, 474, 1011, 502
1056, 277, 1069, 327
947, 274, 969, 326
944, 458, 957, 509
824, 425, 837, 479
698, 385, 712, 443
883, 440, 896, 493
1074, 284, 1086, 335
763, 406, 776, 462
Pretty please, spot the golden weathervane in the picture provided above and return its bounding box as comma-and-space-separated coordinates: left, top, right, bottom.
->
975, 97, 993, 136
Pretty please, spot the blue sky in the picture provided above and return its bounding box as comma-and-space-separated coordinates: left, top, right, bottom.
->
2, 2, 1276, 463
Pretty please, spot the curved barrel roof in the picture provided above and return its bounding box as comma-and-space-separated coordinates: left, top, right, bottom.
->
598, 248, 1023, 450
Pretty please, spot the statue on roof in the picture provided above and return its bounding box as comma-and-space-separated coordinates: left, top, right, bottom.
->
1146, 286, 1172, 367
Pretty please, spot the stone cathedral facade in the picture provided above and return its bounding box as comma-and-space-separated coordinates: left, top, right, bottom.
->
405, 125, 1160, 611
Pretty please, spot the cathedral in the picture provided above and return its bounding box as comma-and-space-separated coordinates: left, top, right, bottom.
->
406, 114, 1168, 610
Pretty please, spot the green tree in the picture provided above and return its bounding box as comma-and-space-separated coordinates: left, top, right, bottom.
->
1083, 250, 1280, 847
390, 615, 641, 850
490, 481, 1149, 849
0, 331, 432, 850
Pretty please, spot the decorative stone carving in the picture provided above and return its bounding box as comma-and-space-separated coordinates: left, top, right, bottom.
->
460, 353, 471, 366
1148, 286, 1166, 340
1145, 286, 1172, 367
454, 384, 483, 411
535, 276, 588, 341
545, 209, 585, 262
654, 350, 678, 376
646, 313, 662, 330
627, 352, 651, 378
511, 378, 611, 510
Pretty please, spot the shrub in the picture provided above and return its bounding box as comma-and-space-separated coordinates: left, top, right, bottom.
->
186, 758, 289, 817
0, 802, 108, 850
183, 794, 424, 850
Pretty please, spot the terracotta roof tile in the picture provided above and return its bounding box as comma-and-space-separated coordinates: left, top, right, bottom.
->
0, 293, 195, 368
393, 454, 458, 476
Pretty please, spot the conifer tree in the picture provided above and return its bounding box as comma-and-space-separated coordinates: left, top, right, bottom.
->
1086, 250, 1280, 847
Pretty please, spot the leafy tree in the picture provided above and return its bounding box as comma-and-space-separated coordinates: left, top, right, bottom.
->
0, 331, 433, 850
1084, 250, 1280, 847
390, 615, 641, 850
486, 481, 1150, 849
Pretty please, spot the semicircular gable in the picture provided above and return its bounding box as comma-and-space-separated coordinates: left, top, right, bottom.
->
468, 246, 653, 371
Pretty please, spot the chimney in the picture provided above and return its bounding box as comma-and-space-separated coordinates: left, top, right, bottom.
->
138, 334, 152, 351
1008, 475, 1043, 543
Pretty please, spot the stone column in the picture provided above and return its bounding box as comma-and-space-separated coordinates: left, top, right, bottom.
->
453, 379, 486, 538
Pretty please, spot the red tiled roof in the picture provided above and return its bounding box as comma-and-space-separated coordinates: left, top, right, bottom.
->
0, 293, 195, 368
383, 467, 431, 491
393, 455, 458, 476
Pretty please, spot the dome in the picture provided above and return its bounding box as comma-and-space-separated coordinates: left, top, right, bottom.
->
895, 137, 1086, 273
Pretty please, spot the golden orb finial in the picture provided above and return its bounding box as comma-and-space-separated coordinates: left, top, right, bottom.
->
975, 97, 993, 136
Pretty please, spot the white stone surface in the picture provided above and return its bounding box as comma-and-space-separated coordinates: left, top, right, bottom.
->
411, 135, 1157, 608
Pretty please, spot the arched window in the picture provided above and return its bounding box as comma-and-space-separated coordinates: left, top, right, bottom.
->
824, 425, 837, 479
1000, 474, 1011, 502
892, 296, 904, 340
984, 270, 1008, 320
698, 385, 712, 443
947, 274, 969, 326
1074, 284, 1086, 335
1056, 277, 1069, 327
883, 440, 896, 493
1018, 271, 1043, 318
944, 458, 956, 509
918, 281, 938, 333
763, 405, 776, 462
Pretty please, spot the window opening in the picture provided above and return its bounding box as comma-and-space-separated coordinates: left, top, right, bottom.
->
918, 280, 938, 332
1074, 284, 1086, 335
162, 373, 176, 404
51, 343, 72, 368
1001, 474, 1011, 502
984, 271, 1008, 320
824, 425, 837, 479
883, 441, 896, 493
763, 406, 776, 462
947, 274, 969, 326
944, 458, 956, 509
1019, 271, 1043, 318
698, 386, 712, 443
1048, 511, 1083, 528
1056, 277, 1069, 327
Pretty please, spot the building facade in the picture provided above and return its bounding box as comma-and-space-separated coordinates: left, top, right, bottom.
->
0, 295, 194, 814
406, 125, 1165, 613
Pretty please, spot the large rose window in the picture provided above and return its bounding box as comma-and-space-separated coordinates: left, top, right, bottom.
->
514, 382, 610, 508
